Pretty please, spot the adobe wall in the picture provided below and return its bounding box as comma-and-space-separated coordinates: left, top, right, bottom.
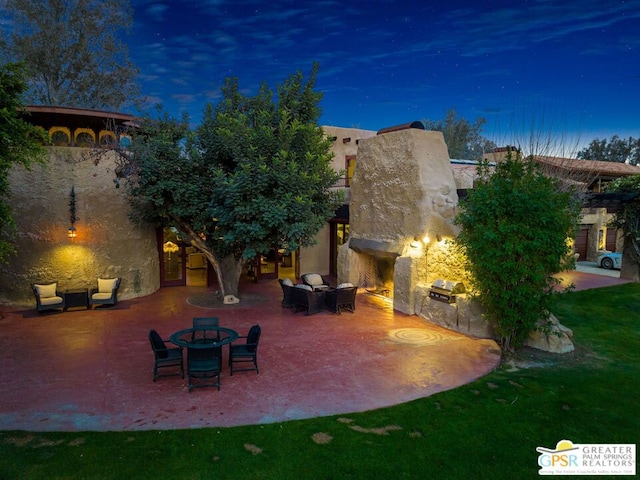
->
0, 147, 159, 306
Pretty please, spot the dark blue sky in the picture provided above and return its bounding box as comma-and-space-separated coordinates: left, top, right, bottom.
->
129, 0, 640, 151
5, 0, 640, 152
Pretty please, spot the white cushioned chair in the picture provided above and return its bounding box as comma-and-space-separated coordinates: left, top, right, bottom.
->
89, 278, 121, 308
301, 273, 331, 291
32, 282, 66, 313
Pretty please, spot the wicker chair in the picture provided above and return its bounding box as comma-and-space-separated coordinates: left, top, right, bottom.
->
291, 285, 326, 315
301, 273, 331, 291
325, 285, 358, 314
32, 282, 66, 313
278, 279, 296, 308
89, 278, 121, 308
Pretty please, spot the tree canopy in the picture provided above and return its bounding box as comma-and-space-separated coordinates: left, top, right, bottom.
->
455, 152, 581, 351
123, 65, 340, 298
1, 0, 139, 110
423, 109, 496, 160
577, 135, 640, 166
0, 62, 48, 261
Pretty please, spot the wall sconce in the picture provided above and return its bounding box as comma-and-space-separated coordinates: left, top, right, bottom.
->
67, 186, 77, 239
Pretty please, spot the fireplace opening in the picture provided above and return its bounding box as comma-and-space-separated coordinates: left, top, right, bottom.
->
365, 255, 395, 298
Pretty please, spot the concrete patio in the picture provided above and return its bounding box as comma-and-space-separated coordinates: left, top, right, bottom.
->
0, 270, 629, 432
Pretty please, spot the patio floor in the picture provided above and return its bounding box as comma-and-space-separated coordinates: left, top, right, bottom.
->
0, 270, 628, 432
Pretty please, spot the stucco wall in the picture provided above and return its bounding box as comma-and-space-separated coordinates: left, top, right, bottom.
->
1, 147, 159, 306
300, 223, 331, 276
322, 126, 377, 176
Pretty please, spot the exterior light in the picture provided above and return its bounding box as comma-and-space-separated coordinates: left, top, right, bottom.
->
422, 235, 430, 244
410, 236, 420, 248
68, 186, 77, 240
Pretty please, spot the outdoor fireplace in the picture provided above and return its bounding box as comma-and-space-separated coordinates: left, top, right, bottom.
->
337, 126, 460, 314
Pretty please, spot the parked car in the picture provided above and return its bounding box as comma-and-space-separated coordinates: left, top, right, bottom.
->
597, 251, 622, 270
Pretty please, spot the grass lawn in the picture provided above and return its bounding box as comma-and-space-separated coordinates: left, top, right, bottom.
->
1, 283, 638, 479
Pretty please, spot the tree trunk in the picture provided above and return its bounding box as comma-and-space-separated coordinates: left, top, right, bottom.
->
620, 237, 640, 282
168, 216, 245, 300
217, 253, 243, 298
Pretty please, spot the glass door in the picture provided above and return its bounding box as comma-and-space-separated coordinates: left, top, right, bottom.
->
159, 227, 186, 286
257, 249, 278, 280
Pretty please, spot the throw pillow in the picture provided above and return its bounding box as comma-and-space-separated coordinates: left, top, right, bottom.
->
282, 278, 294, 286
98, 278, 118, 293
304, 273, 323, 286
35, 283, 57, 298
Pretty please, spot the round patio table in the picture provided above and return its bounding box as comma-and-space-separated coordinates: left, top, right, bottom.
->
170, 327, 239, 392
169, 326, 238, 348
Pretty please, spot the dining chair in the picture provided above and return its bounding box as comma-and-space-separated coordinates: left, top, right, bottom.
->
229, 324, 261, 375
148, 329, 184, 382
192, 317, 220, 341
186, 343, 222, 392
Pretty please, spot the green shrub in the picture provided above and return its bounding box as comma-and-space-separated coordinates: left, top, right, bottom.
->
455, 151, 581, 350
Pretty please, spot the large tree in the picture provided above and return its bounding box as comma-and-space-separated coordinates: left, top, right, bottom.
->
123, 65, 341, 299
423, 109, 496, 160
0, 62, 48, 261
455, 151, 582, 351
1, 0, 139, 110
577, 135, 640, 166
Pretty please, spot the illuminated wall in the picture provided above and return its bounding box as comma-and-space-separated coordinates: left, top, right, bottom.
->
1, 147, 159, 306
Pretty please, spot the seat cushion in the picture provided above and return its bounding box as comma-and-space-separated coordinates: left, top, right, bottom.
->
337, 282, 354, 289
98, 278, 118, 293
41, 295, 64, 306
92, 292, 113, 301
303, 273, 324, 286
34, 283, 57, 298
295, 284, 312, 291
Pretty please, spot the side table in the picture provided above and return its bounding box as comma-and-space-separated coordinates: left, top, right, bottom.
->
64, 288, 89, 310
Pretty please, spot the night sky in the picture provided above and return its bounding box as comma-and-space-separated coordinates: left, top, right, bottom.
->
6, 0, 640, 152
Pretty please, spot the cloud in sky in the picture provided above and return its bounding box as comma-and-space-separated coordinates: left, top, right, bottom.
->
1, 0, 637, 142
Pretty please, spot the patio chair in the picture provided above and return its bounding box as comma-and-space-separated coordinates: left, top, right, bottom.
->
301, 273, 331, 291
186, 343, 222, 392
191, 317, 222, 366
192, 317, 220, 341
229, 324, 261, 375
278, 278, 295, 308
291, 284, 326, 315
148, 329, 184, 382
325, 283, 358, 314
32, 282, 66, 313
89, 278, 121, 308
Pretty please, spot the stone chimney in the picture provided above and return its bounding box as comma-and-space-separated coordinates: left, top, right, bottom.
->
338, 128, 460, 314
